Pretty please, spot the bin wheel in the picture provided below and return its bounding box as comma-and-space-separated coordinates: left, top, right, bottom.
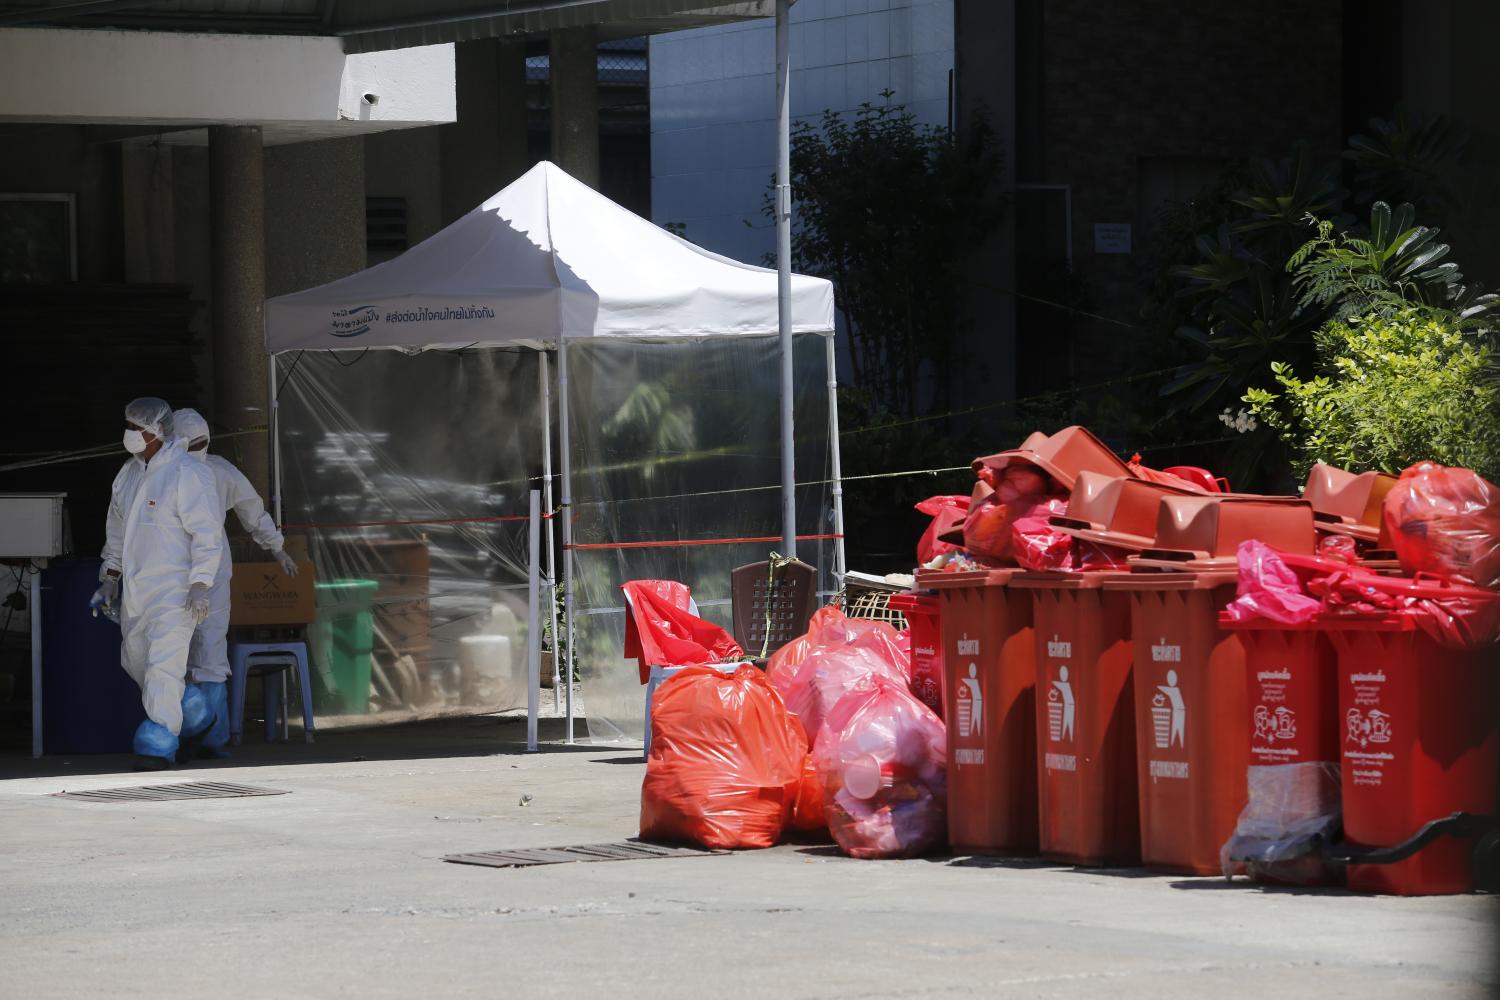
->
1472, 831, 1500, 893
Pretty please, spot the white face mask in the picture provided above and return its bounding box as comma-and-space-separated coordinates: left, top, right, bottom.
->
123, 429, 148, 455
188, 447, 208, 462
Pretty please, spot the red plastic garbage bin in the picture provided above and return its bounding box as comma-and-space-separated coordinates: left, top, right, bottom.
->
888, 591, 944, 718
1015, 572, 1140, 866
1324, 617, 1499, 895
918, 568, 1037, 854
1219, 619, 1340, 768
1106, 572, 1249, 875
1218, 617, 1342, 885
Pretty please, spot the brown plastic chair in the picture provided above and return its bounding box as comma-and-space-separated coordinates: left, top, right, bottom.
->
1050, 471, 1200, 550
1131, 495, 1316, 570
1303, 463, 1398, 543
731, 559, 818, 658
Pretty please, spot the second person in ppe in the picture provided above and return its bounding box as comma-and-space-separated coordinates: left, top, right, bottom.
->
96, 398, 223, 769
174, 408, 298, 754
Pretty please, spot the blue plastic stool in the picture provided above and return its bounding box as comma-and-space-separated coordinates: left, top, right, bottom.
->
229, 642, 316, 745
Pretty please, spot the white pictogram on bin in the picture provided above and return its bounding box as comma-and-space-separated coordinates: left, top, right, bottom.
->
1254, 705, 1298, 743
1347, 708, 1392, 748
957, 663, 982, 739
1047, 666, 1075, 742
1152, 670, 1185, 750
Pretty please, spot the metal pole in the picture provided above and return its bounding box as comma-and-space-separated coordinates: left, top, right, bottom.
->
775, 0, 796, 558
825, 334, 846, 582
539, 352, 561, 712
30, 565, 42, 759
558, 335, 576, 744
526, 488, 541, 752
268, 353, 283, 525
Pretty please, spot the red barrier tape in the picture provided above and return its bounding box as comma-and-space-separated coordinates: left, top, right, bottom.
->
568, 533, 842, 551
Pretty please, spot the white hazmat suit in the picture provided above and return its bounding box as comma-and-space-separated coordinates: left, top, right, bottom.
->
101, 404, 223, 737
173, 408, 292, 684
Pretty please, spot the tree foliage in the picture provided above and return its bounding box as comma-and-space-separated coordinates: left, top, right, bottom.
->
1345, 106, 1470, 224
766, 94, 1005, 419
1288, 201, 1498, 330
1243, 308, 1500, 482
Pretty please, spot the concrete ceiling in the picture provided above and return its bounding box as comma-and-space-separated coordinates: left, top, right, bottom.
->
0, 0, 772, 49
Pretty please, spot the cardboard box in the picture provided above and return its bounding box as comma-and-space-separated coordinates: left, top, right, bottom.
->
226, 538, 316, 626
229, 559, 317, 626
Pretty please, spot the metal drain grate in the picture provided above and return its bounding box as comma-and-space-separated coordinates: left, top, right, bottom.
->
444, 840, 726, 869
54, 781, 288, 803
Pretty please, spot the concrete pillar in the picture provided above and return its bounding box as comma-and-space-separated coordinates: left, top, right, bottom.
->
122, 142, 175, 283
497, 37, 530, 185
440, 37, 532, 224
549, 26, 599, 187
208, 124, 269, 498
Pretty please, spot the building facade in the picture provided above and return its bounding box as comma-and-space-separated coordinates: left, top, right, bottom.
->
650, 0, 954, 266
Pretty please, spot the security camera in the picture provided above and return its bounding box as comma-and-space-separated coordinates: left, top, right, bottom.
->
362, 92, 379, 106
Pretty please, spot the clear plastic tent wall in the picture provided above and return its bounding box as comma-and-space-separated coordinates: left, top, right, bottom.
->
277, 347, 543, 725
275, 336, 833, 740
568, 334, 835, 741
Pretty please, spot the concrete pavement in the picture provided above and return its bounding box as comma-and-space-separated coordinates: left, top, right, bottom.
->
0, 715, 1495, 999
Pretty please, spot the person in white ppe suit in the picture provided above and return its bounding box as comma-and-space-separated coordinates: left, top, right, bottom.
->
173, 408, 298, 754
92, 398, 223, 769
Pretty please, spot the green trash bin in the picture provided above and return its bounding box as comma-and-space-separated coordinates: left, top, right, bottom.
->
311, 579, 379, 715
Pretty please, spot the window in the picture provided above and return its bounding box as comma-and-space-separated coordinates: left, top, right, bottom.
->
366, 196, 408, 265
0, 194, 76, 285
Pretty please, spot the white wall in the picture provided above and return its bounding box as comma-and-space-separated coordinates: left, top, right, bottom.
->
0, 27, 454, 130
650, 0, 953, 265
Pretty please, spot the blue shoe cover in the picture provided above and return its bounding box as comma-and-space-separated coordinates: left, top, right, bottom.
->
193, 682, 230, 749
134, 720, 179, 759
180, 684, 213, 739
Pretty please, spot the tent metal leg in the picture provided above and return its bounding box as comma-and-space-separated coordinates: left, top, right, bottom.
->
268, 353, 283, 526
825, 335, 846, 582
526, 489, 541, 752
558, 336, 576, 744
540, 352, 561, 713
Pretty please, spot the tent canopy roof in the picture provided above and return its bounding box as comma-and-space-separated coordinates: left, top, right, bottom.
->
264, 161, 835, 354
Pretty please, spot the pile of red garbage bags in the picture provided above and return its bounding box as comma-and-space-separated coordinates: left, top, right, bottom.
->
767, 607, 946, 858
1225, 462, 1500, 650
640, 605, 946, 859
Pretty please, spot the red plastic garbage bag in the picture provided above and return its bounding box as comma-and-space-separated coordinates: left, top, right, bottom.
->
1316, 533, 1360, 562
1128, 455, 1222, 493
916, 495, 971, 566
789, 753, 828, 835
1012, 497, 1130, 572
622, 580, 744, 684
640, 664, 808, 849
1012, 497, 1072, 571
1224, 540, 1323, 625
964, 466, 1061, 562
1383, 462, 1500, 590
767, 604, 842, 679
813, 676, 947, 859
1307, 565, 1500, 651
1269, 549, 1500, 650
767, 609, 911, 745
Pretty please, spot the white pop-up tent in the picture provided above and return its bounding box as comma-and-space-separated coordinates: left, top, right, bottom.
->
265, 161, 846, 743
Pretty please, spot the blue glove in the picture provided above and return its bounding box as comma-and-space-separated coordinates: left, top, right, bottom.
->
90, 577, 120, 622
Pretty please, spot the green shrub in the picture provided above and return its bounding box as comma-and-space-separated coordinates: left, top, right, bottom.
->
1244, 307, 1499, 482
